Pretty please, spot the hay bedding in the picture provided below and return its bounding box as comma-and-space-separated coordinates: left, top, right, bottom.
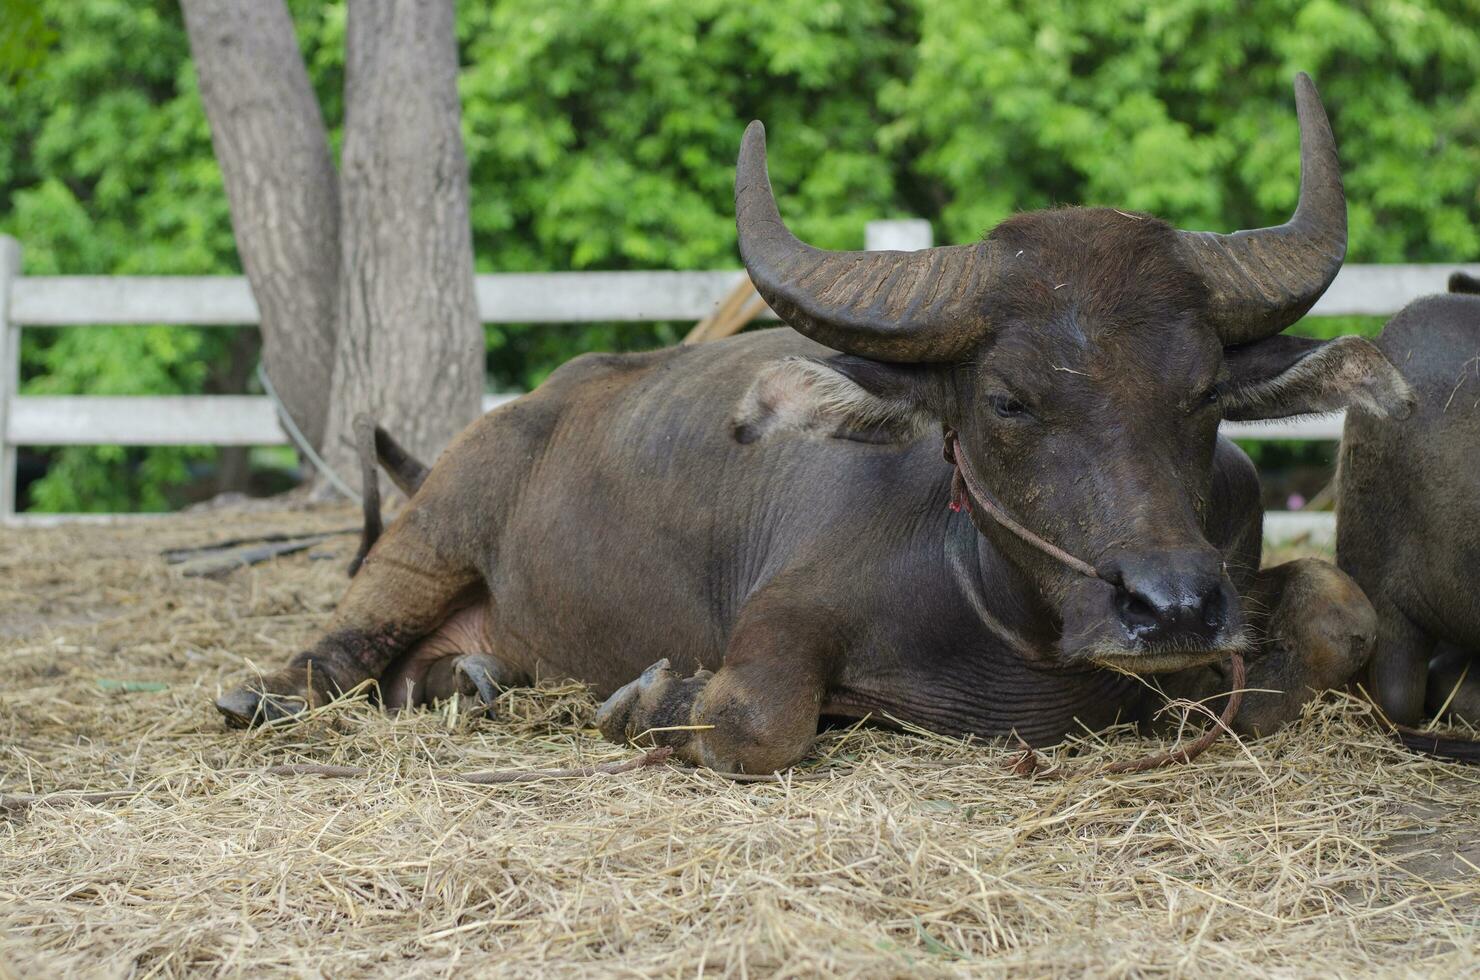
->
1, 506, 1478, 978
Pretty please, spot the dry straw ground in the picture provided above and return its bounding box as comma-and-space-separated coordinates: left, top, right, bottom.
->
2, 505, 1478, 977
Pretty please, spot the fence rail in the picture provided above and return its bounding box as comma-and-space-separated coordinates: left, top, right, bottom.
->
3, 227, 1476, 542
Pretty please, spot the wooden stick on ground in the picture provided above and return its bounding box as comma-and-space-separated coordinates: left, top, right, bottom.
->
265, 749, 839, 785
160, 527, 360, 561
265, 746, 676, 785
3, 750, 680, 812
173, 536, 333, 578
1, 789, 141, 812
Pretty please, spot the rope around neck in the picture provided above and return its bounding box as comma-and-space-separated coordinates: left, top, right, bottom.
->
942, 427, 1099, 579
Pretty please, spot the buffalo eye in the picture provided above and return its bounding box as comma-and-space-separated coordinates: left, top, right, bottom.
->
990, 394, 1028, 420
1195, 385, 1223, 412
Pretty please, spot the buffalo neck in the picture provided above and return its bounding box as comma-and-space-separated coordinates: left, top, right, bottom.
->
950, 503, 1067, 665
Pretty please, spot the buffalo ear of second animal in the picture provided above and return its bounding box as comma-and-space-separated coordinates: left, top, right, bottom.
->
1220, 334, 1415, 422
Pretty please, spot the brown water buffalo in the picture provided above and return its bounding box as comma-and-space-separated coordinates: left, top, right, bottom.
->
1339, 271, 1480, 735
217, 75, 1411, 773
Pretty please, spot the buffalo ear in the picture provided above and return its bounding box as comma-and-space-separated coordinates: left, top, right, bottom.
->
731, 355, 937, 444
1221, 335, 1415, 422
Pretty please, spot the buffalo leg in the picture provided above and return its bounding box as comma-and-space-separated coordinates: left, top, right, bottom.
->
379, 603, 528, 714
1367, 601, 1437, 727
216, 517, 480, 726
595, 599, 832, 773
1162, 558, 1376, 736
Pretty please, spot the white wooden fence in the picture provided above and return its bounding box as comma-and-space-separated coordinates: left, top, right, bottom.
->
2, 227, 1475, 541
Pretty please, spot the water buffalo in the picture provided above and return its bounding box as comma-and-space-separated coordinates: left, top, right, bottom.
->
1338, 271, 1480, 732
217, 75, 1412, 773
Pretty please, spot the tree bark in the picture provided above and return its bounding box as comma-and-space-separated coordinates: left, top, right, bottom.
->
321, 0, 483, 481
179, 0, 340, 452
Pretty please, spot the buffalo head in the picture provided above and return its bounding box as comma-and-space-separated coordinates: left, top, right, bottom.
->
733, 74, 1413, 673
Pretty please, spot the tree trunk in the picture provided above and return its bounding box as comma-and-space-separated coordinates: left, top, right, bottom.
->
179, 0, 340, 452
320, 0, 483, 482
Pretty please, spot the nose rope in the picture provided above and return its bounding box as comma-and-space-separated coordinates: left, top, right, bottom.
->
1010, 652, 1246, 780
941, 427, 1250, 778
942, 428, 1100, 580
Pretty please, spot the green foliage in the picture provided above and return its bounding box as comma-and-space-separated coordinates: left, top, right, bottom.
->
455, 0, 917, 390
887, 0, 1480, 261
0, 0, 56, 87
1, 0, 238, 510
2, 0, 1477, 510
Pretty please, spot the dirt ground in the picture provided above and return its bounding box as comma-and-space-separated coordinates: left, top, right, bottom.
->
2, 506, 1478, 977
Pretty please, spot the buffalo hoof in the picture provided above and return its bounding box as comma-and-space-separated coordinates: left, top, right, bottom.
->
215, 684, 310, 729
451, 653, 503, 718
415, 652, 511, 716
1427, 647, 1480, 725
1235, 559, 1377, 737
596, 659, 674, 744
596, 659, 712, 748
215, 665, 331, 728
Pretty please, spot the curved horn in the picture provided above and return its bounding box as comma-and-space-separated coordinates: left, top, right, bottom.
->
1179, 73, 1347, 346
735, 121, 1002, 362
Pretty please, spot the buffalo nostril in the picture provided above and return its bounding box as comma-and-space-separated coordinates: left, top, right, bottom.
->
1105, 550, 1231, 646
1199, 586, 1227, 630
1115, 580, 1225, 643
1116, 590, 1161, 632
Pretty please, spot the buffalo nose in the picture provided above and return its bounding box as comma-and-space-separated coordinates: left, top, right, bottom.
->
1104, 550, 1228, 645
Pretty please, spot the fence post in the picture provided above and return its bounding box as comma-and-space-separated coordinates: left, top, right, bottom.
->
0, 236, 19, 521
864, 219, 933, 252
